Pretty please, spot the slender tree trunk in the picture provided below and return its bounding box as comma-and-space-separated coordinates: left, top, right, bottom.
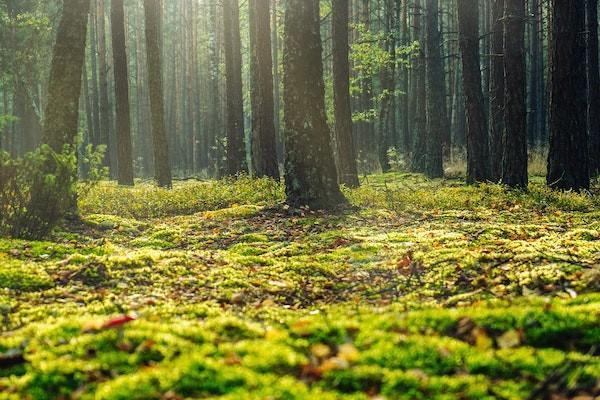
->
42, 0, 90, 151
223, 0, 246, 176
272, 0, 283, 164
457, 0, 491, 184
489, 0, 504, 181
332, 0, 360, 187
111, 0, 134, 185
527, 0, 541, 149
400, 0, 410, 154
424, 0, 446, 178
97, 0, 112, 171
249, 0, 279, 179
283, 0, 346, 209
587, 0, 600, 177
547, 0, 589, 190
144, 0, 172, 188
502, 0, 527, 188
410, 0, 427, 172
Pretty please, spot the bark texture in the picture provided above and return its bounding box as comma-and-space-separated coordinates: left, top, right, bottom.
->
457, 0, 491, 184
223, 0, 246, 176
424, 0, 446, 178
587, 0, 600, 177
249, 0, 279, 179
489, 0, 504, 181
111, 0, 134, 186
42, 0, 90, 151
332, 0, 359, 187
547, 0, 590, 191
282, 0, 346, 209
502, 0, 528, 188
144, 0, 172, 188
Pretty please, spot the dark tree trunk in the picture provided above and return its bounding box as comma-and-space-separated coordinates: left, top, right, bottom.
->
528, 0, 542, 149
97, 0, 113, 172
400, 0, 410, 154
144, 0, 172, 188
410, 0, 427, 172
502, 0, 528, 188
587, 0, 600, 177
332, 0, 360, 187
42, 0, 90, 151
489, 0, 504, 181
547, 0, 590, 190
249, 0, 279, 179
223, 0, 246, 176
111, 0, 134, 186
424, 0, 446, 178
282, 0, 346, 209
457, 0, 491, 184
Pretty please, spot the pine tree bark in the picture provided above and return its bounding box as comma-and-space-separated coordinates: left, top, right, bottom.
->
223, 0, 246, 176
42, 0, 90, 151
547, 0, 590, 190
283, 0, 346, 209
144, 0, 172, 188
332, 0, 360, 187
424, 0, 446, 178
502, 0, 528, 188
457, 0, 491, 184
489, 0, 504, 181
249, 0, 279, 179
410, 0, 427, 172
111, 0, 134, 186
587, 0, 600, 177
96, 0, 112, 170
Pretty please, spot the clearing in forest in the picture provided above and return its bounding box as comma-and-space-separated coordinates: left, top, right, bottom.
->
1, 174, 599, 399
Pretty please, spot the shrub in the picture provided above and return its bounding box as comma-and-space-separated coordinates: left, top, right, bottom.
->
0, 145, 77, 239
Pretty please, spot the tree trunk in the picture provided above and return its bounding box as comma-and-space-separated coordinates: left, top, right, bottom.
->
283, 0, 346, 209
457, 0, 491, 184
489, 0, 504, 181
502, 0, 528, 188
332, 0, 360, 187
42, 0, 90, 151
547, 0, 589, 190
97, 0, 113, 171
410, 0, 427, 172
223, 0, 246, 176
144, 0, 172, 188
111, 0, 134, 186
249, 0, 279, 179
587, 0, 600, 177
424, 0, 446, 178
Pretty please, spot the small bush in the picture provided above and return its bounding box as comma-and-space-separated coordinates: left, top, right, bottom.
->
0, 146, 76, 239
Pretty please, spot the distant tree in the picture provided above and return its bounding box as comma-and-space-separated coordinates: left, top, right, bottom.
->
457, 0, 491, 184
502, 0, 527, 188
143, 0, 172, 188
424, 0, 446, 178
223, 0, 246, 176
111, 0, 134, 186
42, 0, 90, 151
332, 0, 359, 188
249, 0, 279, 179
96, 0, 113, 173
282, 0, 346, 209
587, 0, 600, 177
489, 0, 504, 181
410, 0, 427, 173
547, 0, 589, 191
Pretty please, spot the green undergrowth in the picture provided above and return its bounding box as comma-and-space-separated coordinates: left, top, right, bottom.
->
1, 173, 599, 399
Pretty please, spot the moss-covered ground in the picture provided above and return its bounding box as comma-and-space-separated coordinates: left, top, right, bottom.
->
1, 174, 599, 399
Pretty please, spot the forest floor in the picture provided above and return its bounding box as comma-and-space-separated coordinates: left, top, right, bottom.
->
1, 173, 599, 400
